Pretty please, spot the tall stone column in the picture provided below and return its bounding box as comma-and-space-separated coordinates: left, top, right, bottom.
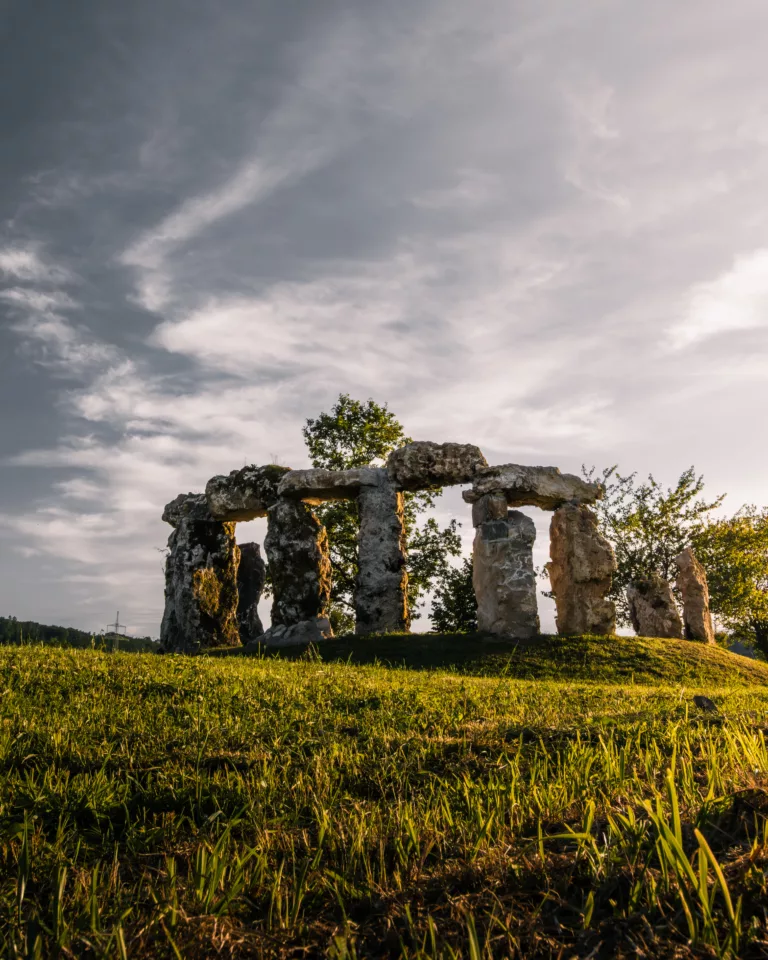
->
160, 493, 241, 653
355, 473, 409, 634
472, 495, 540, 637
237, 542, 266, 644
547, 504, 617, 636
675, 547, 715, 644
264, 499, 331, 627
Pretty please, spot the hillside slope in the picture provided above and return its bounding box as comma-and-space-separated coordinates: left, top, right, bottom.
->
0, 646, 766, 958
236, 631, 768, 687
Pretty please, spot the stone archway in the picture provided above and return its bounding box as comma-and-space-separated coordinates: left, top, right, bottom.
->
159, 443, 618, 651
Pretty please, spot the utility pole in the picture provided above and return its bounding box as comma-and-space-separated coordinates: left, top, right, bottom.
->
106, 611, 126, 652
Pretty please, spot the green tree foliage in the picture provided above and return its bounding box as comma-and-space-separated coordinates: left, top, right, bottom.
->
303, 395, 461, 633
585, 466, 725, 626
431, 558, 477, 633
696, 507, 768, 656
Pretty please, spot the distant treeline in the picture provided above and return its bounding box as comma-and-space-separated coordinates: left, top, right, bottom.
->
0, 617, 159, 653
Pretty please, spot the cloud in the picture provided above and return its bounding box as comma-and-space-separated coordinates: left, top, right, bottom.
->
0, 245, 70, 283
668, 249, 768, 349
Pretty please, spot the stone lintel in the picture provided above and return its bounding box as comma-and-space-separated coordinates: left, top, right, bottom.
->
206, 464, 291, 521
463, 464, 602, 510
277, 466, 383, 504
387, 441, 488, 491
162, 492, 211, 527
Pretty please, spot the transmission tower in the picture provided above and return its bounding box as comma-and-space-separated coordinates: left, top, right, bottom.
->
106, 611, 126, 635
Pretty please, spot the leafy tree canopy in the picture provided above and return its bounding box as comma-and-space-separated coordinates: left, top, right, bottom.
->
585, 465, 725, 626
303, 395, 460, 633
431, 558, 477, 634
696, 506, 768, 656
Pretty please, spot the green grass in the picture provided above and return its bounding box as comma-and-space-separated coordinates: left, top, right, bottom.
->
233, 631, 768, 687
0, 642, 766, 958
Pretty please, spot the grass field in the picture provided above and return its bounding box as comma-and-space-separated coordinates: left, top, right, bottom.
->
0, 638, 766, 958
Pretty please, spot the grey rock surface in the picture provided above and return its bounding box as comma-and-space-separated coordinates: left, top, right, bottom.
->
547, 504, 616, 635
249, 617, 333, 648
236, 542, 266, 643
264, 498, 331, 627
626, 574, 683, 639
160, 493, 241, 653
206, 464, 291, 521
162, 492, 211, 527
473, 510, 540, 637
463, 464, 601, 509
387, 441, 488, 491
355, 471, 409, 634
278, 466, 381, 503
675, 547, 715, 644
471, 492, 509, 527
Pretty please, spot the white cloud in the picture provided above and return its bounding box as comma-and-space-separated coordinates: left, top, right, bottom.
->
669, 249, 768, 349
0, 245, 70, 283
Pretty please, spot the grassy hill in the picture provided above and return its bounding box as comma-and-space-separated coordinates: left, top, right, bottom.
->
235, 631, 768, 687
0, 642, 765, 957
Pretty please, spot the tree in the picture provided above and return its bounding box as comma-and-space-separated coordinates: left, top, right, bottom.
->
303, 394, 461, 633
431, 559, 477, 633
696, 507, 768, 656
585, 465, 725, 626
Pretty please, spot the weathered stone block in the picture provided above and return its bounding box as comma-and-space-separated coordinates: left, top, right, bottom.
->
206, 464, 291, 521
355, 471, 409, 634
387, 441, 488, 491
160, 493, 240, 653
162, 492, 210, 527
675, 547, 715, 644
264, 499, 331, 627
547, 504, 616, 635
471, 492, 508, 527
237, 542, 266, 644
473, 510, 540, 637
627, 575, 683, 639
277, 466, 380, 503
463, 464, 601, 510
250, 617, 333, 649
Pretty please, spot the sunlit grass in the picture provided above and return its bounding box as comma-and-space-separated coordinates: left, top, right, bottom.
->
0, 645, 766, 957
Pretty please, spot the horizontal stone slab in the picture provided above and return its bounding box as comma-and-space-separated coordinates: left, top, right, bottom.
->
206, 464, 291, 521
387, 441, 488, 491
162, 492, 211, 527
462, 464, 601, 510
277, 466, 385, 503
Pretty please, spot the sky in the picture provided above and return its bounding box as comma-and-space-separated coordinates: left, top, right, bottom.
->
1, 0, 768, 637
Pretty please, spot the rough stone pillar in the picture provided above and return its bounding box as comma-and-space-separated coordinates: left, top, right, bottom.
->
548, 504, 616, 636
237, 542, 266, 644
675, 547, 715, 644
355, 472, 409, 634
472, 496, 540, 638
160, 493, 241, 653
627, 575, 683, 639
264, 498, 331, 627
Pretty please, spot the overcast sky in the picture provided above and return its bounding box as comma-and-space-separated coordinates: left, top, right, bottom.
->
2, 0, 768, 637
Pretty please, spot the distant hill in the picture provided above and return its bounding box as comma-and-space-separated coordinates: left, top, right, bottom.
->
0, 616, 158, 653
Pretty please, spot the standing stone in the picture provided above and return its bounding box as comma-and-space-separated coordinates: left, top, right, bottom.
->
473, 506, 539, 637
626, 575, 683, 639
237, 542, 266, 644
355, 470, 409, 634
160, 493, 240, 653
547, 504, 616, 636
264, 499, 331, 628
675, 547, 715, 644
